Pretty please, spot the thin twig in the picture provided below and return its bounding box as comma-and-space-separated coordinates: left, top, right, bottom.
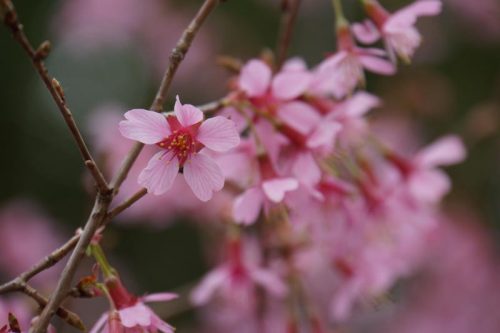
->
30, 1, 221, 332
31, 194, 111, 333
106, 188, 148, 221
21, 284, 85, 331
275, 0, 302, 69
1, 0, 109, 194
110, 0, 221, 192
0, 234, 80, 294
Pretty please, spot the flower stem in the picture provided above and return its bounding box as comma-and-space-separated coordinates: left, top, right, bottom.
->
90, 244, 116, 279
331, 0, 348, 28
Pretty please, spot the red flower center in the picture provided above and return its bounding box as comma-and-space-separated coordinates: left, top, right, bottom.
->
157, 130, 196, 165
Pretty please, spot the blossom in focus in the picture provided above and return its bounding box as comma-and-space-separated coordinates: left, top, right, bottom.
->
119, 96, 240, 201
354, 0, 442, 62
91, 277, 177, 333
89, 107, 231, 225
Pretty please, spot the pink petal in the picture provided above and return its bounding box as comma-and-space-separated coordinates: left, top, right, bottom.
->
342, 92, 381, 118
238, 59, 272, 97
142, 292, 178, 303
119, 109, 170, 144
262, 178, 299, 202
138, 151, 179, 195
352, 20, 381, 44
386, 0, 442, 30
359, 55, 396, 75
190, 267, 228, 305
119, 303, 151, 328
183, 153, 224, 201
197, 116, 240, 152
408, 170, 450, 203
292, 152, 321, 187
174, 95, 203, 127
271, 70, 312, 100
233, 187, 264, 225
282, 57, 308, 71
277, 101, 321, 135
150, 314, 175, 333
89, 313, 108, 333
307, 121, 342, 149
416, 135, 466, 168
250, 268, 287, 297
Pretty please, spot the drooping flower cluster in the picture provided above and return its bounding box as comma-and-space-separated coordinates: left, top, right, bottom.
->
101, 0, 464, 331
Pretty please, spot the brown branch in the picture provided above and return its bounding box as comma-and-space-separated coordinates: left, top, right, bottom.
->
21, 284, 85, 331
0, 234, 80, 294
31, 193, 111, 333
275, 0, 302, 69
110, 0, 221, 192
106, 188, 148, 221
1, 0, 109, 194
30, 1, 221, 332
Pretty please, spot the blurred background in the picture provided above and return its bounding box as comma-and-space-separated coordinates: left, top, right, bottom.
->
0, 0, 499, 332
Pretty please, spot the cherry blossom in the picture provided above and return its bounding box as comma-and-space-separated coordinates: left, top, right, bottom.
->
91, 277, 177, 333
119, 96, 240, 201
354, 0, 442, 62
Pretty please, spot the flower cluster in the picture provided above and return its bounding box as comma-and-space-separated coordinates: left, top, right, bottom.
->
57, 0, 467, 331
106, 0, 465, 330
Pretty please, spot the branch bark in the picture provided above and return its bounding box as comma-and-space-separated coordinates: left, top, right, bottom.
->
275, 0, 302, 69
1, 0, 109, 194
25, 1, 221, 331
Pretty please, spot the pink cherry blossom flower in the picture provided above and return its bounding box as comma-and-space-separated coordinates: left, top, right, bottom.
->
313, 24, 395, 99
223, 139, 298, 225
91, 277, 177, 333
387, 135, 466, 203
191, 238, 287, 307
119, 96, 240, 201
354, 0, 442, 62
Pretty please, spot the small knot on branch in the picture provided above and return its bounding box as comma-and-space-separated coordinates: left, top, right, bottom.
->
34, 41, 51, 61
51, 78, 66, 103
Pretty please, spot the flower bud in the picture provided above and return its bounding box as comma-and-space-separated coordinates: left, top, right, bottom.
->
34, 41, 51, 61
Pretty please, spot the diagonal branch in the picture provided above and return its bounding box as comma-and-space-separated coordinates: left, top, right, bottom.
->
1, 0, 109, 194
110, 0, 221, 192
0, 234, 80, 294
29, 1, 222, 332
275, 0, 302, 69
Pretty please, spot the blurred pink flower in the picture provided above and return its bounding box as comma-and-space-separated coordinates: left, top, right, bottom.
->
387, 135, 466, 203
381, 213, 500, 333
0, 201, 64, 287
354, 0, 442, 62
313, 24, 395, 98
191, 238, 287, 307
119, 96, 240, 201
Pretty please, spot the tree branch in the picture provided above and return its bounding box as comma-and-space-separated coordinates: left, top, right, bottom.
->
29, 1, 221, 331
1, 0, 109, 194
110, 0, 221, 192
21, 284, 85, 331
275, 0, 302, 69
